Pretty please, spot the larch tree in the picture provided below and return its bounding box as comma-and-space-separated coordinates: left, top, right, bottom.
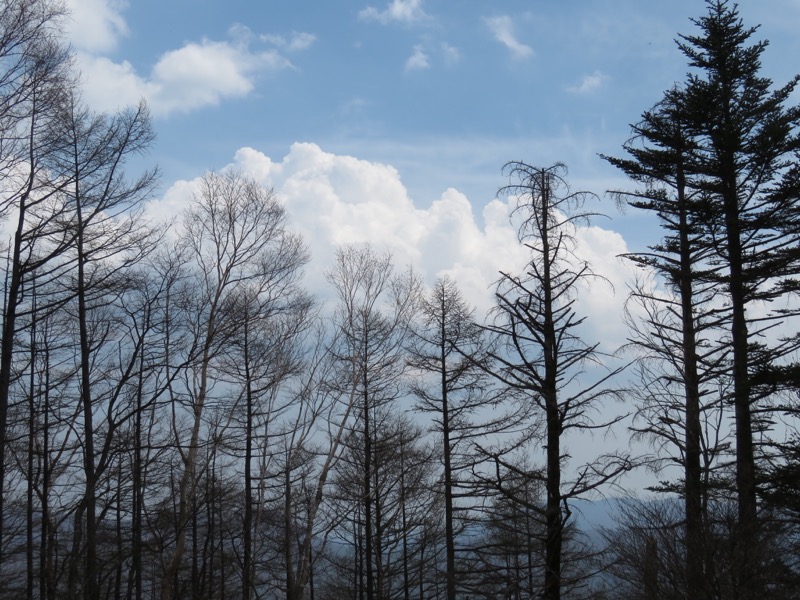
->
323, 244, 420, 600
0, 0, 71, 569
160, 171, 308, 600
217, 277, 313, 600
482, 162, 631, 600
407, 275, 515, 600
51, 95, 158, 600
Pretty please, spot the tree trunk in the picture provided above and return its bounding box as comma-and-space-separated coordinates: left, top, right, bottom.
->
439, 293, 456, 600
363, 334, 375, 600
75, 183, 98, 600
161, 331, 214, 600
676, 164, 706, 599
540, 171, 562, 600
243, 315, 254, 600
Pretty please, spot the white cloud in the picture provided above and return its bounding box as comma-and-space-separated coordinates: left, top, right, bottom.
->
75, 55, 153, 112
568, 70, 609, 94
65, 6, 301, 117
66, 0, 128, 53
261, 31, 317, 52
150, 144, 635, 333
359, 0, 428, 25
573, 225, 637, 351
76, 37, 292, 116
441, 42, 460, 66
485, 15, 533, 59
405, 45, 430, 72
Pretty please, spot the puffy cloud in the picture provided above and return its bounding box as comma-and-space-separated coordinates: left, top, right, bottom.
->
74, 56, 153, 113
573, 224, 638, 351
405, 45, 430, 72
76, 37, 292, 116
150, 144, 635, 339
65, 1, 299, 117
568, 70, 609, 94
150, 40, 288, 113
359, 0, 428, 25
485, 15, 533, 59
65, 0, 128, 53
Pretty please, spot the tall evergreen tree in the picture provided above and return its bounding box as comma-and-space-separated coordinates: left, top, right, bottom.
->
603, 88, 731, 599
607, 2, 800, 595
678, 3, 800, 592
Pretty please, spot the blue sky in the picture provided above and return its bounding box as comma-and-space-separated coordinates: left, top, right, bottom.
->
64, 0, 800, 329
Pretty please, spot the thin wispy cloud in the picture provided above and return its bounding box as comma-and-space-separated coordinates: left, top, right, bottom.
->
405, 45, 430, 71
441, 42, 459, 66
485, 15, 533, 59
568, 70, 609, 93
359, 0, 429, 25
261, 31, 317, 52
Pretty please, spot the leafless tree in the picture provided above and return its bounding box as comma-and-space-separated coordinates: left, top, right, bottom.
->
0, 0, 71, 570
217, 277, 313, 600
407, 275, 519, 599
480, 162, 632, 600
51, 94, 158, 600
323, 244, 420, 600
159, 170, 308, 600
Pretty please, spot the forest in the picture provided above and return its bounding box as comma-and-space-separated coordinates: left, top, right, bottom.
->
0, 0, 799, 599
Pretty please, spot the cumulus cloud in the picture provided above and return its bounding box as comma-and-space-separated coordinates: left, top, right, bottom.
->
150, 143, 519, 311
405, 45, 430, 72
65, 1, 300, 116
150, 40, 289, 112
485, 15, 533, 59
573, 225, 636, 349
568, 70, 609, 94
76, 36, 292, 116
66, 0, 128, 53
359, 0, 428, 25
75, 57, 151, 112
149, 144, 635, 343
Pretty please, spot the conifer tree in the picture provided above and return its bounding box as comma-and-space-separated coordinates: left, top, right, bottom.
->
407, 276, 515, 600
607, 2, 800, 595
678, 4, 800, 586
484, 162, 630, 600
603, 88, 730, 600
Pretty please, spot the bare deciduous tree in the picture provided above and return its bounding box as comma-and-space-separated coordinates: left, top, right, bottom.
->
481, 162, 631, 600
160, 170, 308, 600
407, 275, 517, 600
323, 244, 420, 600
52, 95, 158, 600
0, 0, 71, 569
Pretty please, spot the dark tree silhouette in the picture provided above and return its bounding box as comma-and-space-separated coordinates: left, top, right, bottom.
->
603, 88, 731, 598
482, 162, 631, 600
